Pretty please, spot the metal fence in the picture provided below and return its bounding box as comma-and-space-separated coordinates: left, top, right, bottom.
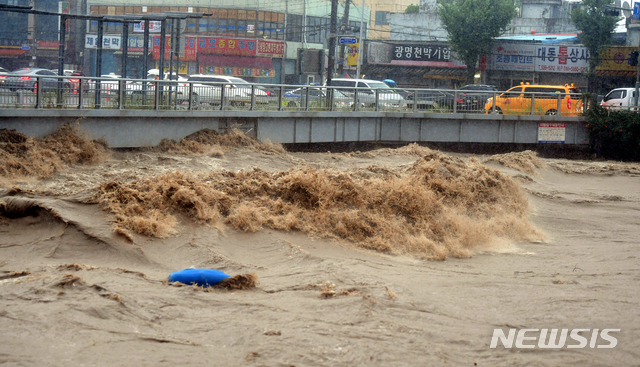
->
0, 73, 591, 116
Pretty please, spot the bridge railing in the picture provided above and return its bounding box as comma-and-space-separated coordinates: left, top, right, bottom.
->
0, 73, 590, 116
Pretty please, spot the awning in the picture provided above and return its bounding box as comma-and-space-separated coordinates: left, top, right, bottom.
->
197, 54, 274, 70
363, 64, 468, 78
596, 70, 636, 77
113, 51, 150, 56
0, 49, 28, 57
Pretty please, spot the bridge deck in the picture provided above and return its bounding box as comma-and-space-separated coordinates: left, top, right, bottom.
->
0, 109, 588, 148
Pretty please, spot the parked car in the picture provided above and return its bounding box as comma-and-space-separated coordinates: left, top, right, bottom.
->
326, 78, 407, 109
405, 89, 471, 111
283, 87, 353, 109
600, 87, 638, 111
485, 83, 583, 116
4, 68, 71, 92
457, 84, 498, 111
127, 70, 191, 103
186, 75, 269, 106
0, 66, 9, 86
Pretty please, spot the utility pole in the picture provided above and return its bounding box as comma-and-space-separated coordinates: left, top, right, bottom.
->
326, 0, 339, 86
337, 0, 350, 77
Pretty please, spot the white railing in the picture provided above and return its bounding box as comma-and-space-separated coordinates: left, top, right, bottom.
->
0, 73, 591, 116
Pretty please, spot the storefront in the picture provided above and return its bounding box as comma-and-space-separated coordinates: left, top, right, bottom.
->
595, 46, 638, 95
363, 41, 467, 88
485, 37, 589, 90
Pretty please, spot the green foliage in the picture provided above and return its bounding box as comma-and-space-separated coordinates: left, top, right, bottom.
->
570, 0, 620, 94
437, 0, 517, 83
585, 106, 640, 161
405, 4, 420, 13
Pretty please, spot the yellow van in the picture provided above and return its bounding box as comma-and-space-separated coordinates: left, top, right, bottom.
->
485, 83, 583, 116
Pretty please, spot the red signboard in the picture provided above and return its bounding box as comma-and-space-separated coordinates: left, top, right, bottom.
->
197, 37, 257, 56
37, 40, 60, 49
152, 36, 285, 60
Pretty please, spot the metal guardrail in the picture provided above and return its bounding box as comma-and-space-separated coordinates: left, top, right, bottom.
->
0, 73, 593, 116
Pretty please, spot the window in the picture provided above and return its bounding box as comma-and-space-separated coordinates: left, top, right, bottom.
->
287, 14, 302, 42
375, 11, 389, 26
604, 90, 625, 101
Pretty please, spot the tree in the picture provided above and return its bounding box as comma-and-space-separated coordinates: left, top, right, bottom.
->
571, 0, 620, 98
405, 4, 420, 13
437, 0, 517, 84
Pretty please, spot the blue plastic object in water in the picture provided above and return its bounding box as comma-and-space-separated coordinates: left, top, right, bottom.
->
168, 268, 231, 287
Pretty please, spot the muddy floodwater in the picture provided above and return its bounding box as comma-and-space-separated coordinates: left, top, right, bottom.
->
1, 127, 638, 366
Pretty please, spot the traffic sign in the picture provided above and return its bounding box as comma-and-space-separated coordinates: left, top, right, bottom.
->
634, 2, 640, 19
339, 37, 357, 45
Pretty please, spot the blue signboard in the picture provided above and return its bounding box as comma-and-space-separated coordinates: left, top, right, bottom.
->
634, 2, 640, 19
339, 37, 357, 45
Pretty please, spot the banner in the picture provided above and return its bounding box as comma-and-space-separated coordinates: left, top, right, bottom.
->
133, 21, 162, 33
152, 36, 285, 60
85, 35, 151, 51
346, 39, 359, 66
490, 43, 535, 71
257, 40, 285, 58
199, 66, 275, 78
366, 41, 465, 67
535, 45, 589, 73
597, 47, 637, 71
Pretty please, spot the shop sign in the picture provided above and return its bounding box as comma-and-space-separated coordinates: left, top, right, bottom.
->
597, 47, 637, 71
257, 40, 285, 58
366, 41, 463, 67
490, 44, 535, 71
393, 44, 450, 62
85, 35, 121, 50
535, 45, 589, 73
133, 21, 162, 33
152, 36, 285, 60
37, 40, 60, 49
199, 65, 275, 77
0, 39, 29, 48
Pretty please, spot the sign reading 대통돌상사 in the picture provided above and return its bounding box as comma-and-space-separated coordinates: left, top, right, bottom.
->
490, 43, 535, 71
538, 122, 566, 143
535, 45, 589, 73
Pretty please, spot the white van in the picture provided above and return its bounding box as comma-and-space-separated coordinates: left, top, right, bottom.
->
601, 87, 638, 110
326, 78, 407, 109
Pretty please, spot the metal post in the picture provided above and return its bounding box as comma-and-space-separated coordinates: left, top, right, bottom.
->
168, 19, 174, 107
142, 20, 150, 106
375, 89, 379, 111
35, 76, 42, 108
122, 21, 129, 78
95, 19, 104, 109
635, 45, 640, 111
355, 0, 365, 78
453, 90, 457, 113
57, 15, 66, 108
174, 19, 181, 110
120, 21, 129, 109
251, 84, 256, 110
338, 0, 351, 77
326, 0, 338, 86
278, 85, 284, 111
156, 20, 166, 110
77, 76, 83, 109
